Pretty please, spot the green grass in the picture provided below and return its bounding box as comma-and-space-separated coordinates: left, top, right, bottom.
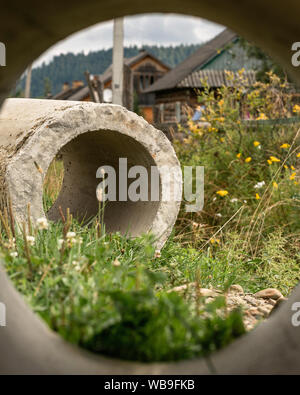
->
2, 207, 298, 362
2, 216, 246, 362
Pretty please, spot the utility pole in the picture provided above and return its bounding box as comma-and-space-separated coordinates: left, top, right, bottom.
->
24, 63, 32, 98
112, 18, 124, 106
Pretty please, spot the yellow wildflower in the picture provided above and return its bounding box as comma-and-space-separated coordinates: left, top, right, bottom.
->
293, 104, 300, 113
291, 165, 296, 170
290, 172, 296, 180
273, 181, 278, 189
294, 181, 299, 185
218, 99, 224, 107
236, 153, 242, 159
297, 153, 300, 158
216, 190, 229, 197
267, 159, 272, 165
209, 127, 218, 132
256, 113, 268, 120
269, 156, 281, 162
284, 165, 288, 169
245, 157, 252, 163
255, 193, 261, 200
280, 143, 290, 149
210, 238, 220, 245
225, 70, 234, 80
220, 137, 225, 143
253, 141, 260, 147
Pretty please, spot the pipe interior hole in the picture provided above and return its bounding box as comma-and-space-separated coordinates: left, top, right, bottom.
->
46, 129, 161, 237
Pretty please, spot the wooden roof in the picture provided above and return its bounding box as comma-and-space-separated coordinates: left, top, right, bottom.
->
100, 50, 171, 84
178, 69, 256, 88
145, 29, 238, 93
51, 83, 90, 101
50, 50, 170, 101
51, 85, 86, 100
67, 86, 90, 101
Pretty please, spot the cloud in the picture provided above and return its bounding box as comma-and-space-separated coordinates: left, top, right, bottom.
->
34, 13, 224, 67
125, 14, 224, 46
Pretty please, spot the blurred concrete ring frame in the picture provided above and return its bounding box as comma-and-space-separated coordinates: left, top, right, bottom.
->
1, 0, 300, 375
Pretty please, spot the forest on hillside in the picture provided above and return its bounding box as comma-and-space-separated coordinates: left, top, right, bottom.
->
15, 44, 201, 98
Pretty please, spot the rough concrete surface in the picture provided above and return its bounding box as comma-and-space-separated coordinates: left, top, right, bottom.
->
1, 0, 300, 375
0, 98, 182, 250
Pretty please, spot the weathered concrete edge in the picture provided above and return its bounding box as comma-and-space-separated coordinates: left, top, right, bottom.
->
3, 99, 182, 249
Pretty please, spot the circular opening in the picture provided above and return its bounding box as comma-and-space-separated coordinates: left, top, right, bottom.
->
2, 5, 300, 374
46, 129, 161, 237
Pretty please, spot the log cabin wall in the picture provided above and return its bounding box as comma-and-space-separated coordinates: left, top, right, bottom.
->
154, 88, 199, 125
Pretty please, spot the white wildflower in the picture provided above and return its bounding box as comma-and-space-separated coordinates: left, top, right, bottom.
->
254, 181, 265, 189
69, 236, 82, 246
192, 221, 199, 229
66, 231, 76, 239
58, 238, 64, 249
96, 186, 103, 202
26, 235, 35, 246
112, 258, 121, 267
216, 213, 222, 218
71, 260, 81, 271
230, 198, 238, 203
4, 238, 15, 250
36, 217, 49, 230
10, 251, 18, 258
154, 250, 161, 258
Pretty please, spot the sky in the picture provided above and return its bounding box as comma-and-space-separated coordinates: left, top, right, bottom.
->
34, 13, 224, 67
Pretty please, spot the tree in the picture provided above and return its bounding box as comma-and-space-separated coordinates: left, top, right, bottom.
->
43, 77, 52, 97
238, 37, 288, 82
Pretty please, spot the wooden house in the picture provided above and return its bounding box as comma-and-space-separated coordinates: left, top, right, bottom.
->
99, 50, 170, 122
145, 29, 260, 127
51, 50, 170, 123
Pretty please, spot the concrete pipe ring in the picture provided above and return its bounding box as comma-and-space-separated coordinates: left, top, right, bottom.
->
1, 0, 300, 375
0, 98, 182, 250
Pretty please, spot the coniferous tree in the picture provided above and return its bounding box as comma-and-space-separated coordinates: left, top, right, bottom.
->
14, 44, 202, 98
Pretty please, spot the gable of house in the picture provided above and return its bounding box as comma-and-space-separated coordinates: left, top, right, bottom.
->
145, 29, 237, 93
102, 51, 170, 91
199, 39, 263, 72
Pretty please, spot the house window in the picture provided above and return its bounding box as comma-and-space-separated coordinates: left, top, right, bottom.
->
139, 75, 144, 91
144, 75, 150, 88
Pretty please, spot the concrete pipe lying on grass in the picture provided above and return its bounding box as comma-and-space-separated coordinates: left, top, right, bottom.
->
0, 98, 182, 250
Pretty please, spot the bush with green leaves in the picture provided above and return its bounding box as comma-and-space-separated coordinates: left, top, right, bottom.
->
175, 71, 300, 263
